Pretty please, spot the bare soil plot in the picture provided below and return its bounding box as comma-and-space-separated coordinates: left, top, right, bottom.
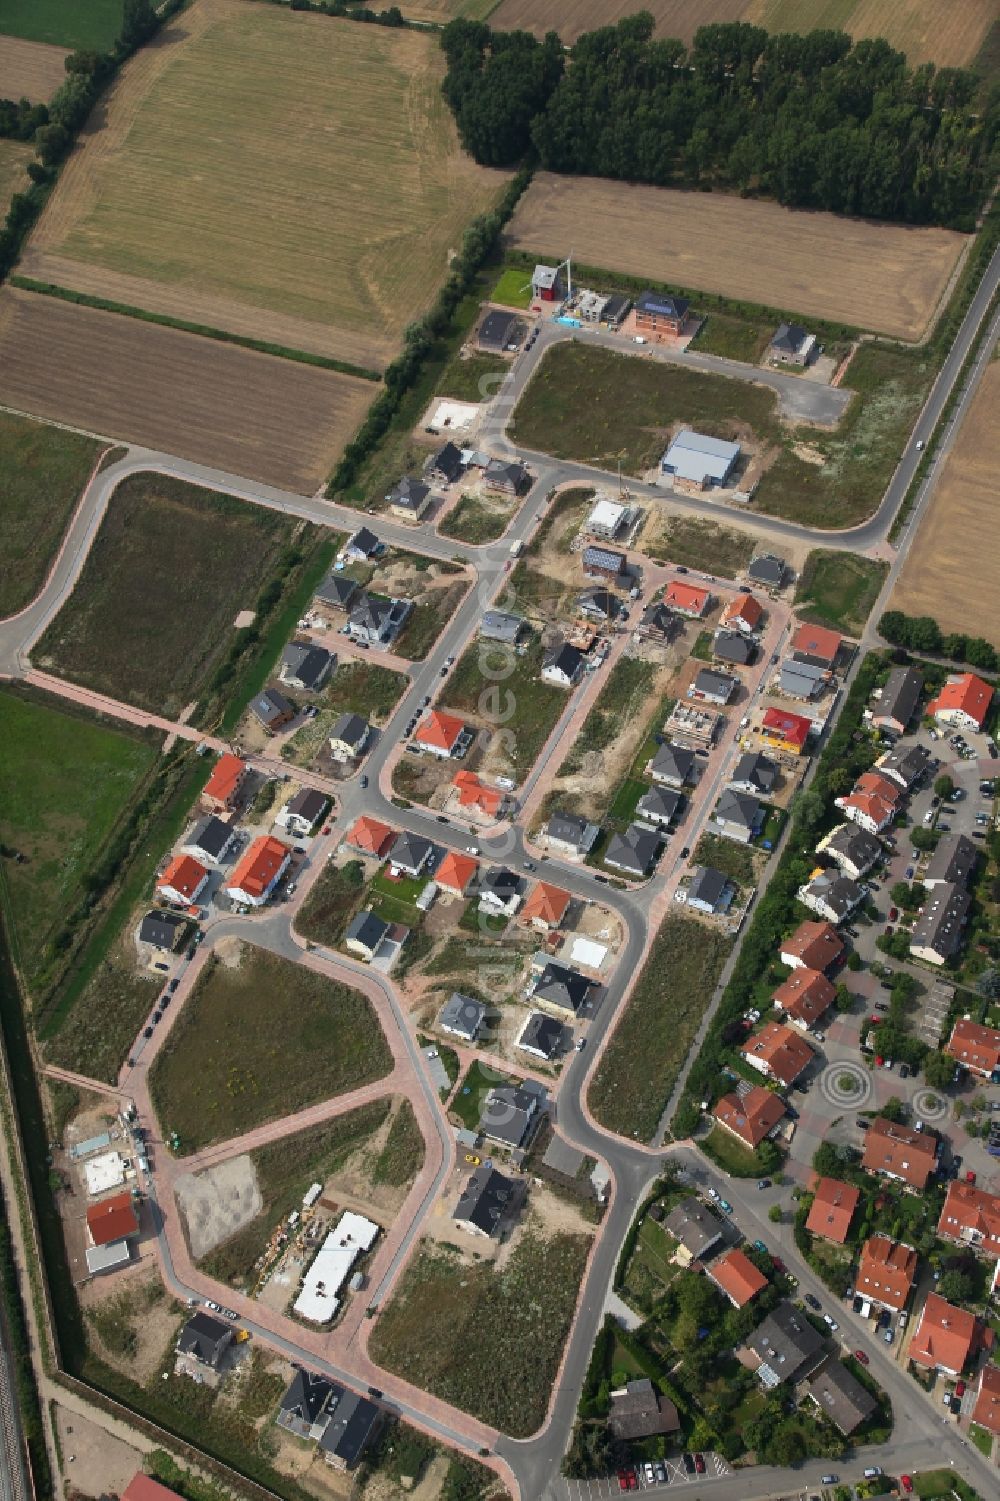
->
749, 0, 996, 68
21, 0, 508, 371
506, 174, 967, 341
0, 35, 69, 101
0, 289, 372, 490
890, 361, 1000, 648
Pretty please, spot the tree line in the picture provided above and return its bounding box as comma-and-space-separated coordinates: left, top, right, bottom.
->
441, 13, 999, 229
879, 610, 1000, 674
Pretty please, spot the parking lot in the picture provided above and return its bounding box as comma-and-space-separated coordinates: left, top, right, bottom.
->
558, 1452, 731, 1498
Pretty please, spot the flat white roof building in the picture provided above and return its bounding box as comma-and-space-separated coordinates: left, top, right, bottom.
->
585, 498, 628, 537
84, 1151, 128, 1196
570, 937, 608, 970
293, 1212, 379, 1325
661, 430, 740, 488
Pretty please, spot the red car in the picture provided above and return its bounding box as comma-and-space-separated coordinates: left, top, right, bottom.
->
901, 1477, 913, 1495
956, 1380, 966, 1398
888, 906, 899, 921
694, 1454, 706, 1474
966, 1170, 977, 1185
854, 1349, 870, 1366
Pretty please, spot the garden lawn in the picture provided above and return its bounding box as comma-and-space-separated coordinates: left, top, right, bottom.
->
794, 550, 888, 638
489, 267, 534, 309
198, 1099, 392, 1287
148, 945, 393, 1153
700, 1125, 768, 1178
451, 1059, 513, 1130
0, 411, 102, 617
589, 918, 732, 1142
369, 1232, 591, 1436
33, 473, 299, 719
693, 834, 758, 885
0, 688, 158, 988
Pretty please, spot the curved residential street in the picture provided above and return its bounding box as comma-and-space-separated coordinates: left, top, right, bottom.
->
1, 232, 999, 1501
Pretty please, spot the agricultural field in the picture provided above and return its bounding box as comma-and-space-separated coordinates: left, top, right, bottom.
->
795, 549, 888, 637
0, 0, 123, 50
32, 471, 300, 719
506, 173, 967, 340
148, 944, 394, 1153
0, 408, 102, 618
0, 37, 68, 102
20, 0, 508, 371
0, 289, 372, 490
0, 688, 159, 989
890, 362, 1000, 648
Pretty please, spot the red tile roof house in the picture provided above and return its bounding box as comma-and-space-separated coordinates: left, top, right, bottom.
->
791, 622, 842, 668
771, 968, 835, 1029
452, 769, 505, 818
909, 1292, 983, 1376
202, 752, 247, 811
712, 1087, 786, 1149
123, 1475, 183, 1501
87, 1191, 140, 1247
937, 1180, 1000, 1257
434, 850, 478, 897
413, 710, 473, 759
780, 919, 844, 973
835, 770, 902, 835
663, 580, 712, 618
861, 1117, 937, 1191
721, 593, 764, 636
156, 854, 209, 908
805, 1178, 859, 1244
854, 1234, 918, 1312
342, 816, 395, 859
972, 1364, 1000, 1436
945, 1017, 1000, 1080
520, 881, 571, 932
225, 836, 291, 907
928, 672, 993, 731
741, 1021, 815, 1087
707, 1248, 767, 1308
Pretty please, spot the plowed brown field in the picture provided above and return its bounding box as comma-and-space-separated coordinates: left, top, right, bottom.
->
890, 359, 1000, 648
0, 36, 69, 101
19, 0, 508, 372
0, 290, 374, 492
507, 174, 967, 340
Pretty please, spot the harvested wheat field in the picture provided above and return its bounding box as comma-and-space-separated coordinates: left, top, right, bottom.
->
0, 290, 374, 491
0, 36, 70, 101
19, 0, 508, 372
890, 359, 1000, 648
507, 174, 967, 340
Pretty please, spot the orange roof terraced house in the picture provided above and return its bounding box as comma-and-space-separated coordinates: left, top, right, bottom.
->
435, 850, 478, 897
741, 1020, 815, 1087
712, 1086, 786, 1149
805, 1178, 859, 1244
972, 1364, 1000, 1436
908, 1292, 982, 1376
928, 672, 993, 731
771, 967, 835, 1028
707, 1247, 767, 1308
226, 835, 291, 908
791, 622, 842, 667
721, 592, 763, 634
663, 579, 711, 618
759, 706, 811, 756
780, 919, 844, 973
203, 752, 247, 809
86, 1191, 140, 1247
937, 1179, 1000, 1257
156, 853, 209, 907
521, 881, 571, 931
452, 769, 505, 817
854, 1234, 918, 1312
945, 1017, 1000, 1080
343, 815, 395, 859
414, 710, 471, 758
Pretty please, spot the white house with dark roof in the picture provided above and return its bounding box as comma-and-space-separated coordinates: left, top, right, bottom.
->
769, 323, 816, 366
545, 811, 601, 857
183, 815, 238, 865
280, 641, 334, 693
542, 641, 585, 688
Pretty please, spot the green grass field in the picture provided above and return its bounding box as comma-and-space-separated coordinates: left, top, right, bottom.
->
0, 688, 159, 988
149, 944, 394, 1153
0, 0, 123, 49
0, 410, 102, 618
33, 472, 297, 719
689, 312, 772, 363
489, 267, 535, 310
589, 918, 732, 1142
794, 550, 888, 637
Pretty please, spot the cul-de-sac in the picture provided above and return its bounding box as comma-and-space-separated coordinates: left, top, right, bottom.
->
1, 5, 1000, 1501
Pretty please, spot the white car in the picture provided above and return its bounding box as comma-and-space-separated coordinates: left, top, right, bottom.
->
823, 1314, 839, 1331
707, 1187, 720, 1202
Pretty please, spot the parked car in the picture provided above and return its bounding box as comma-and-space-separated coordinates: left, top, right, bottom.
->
805, 1293, 821, 1311
888, 906, 899, 921
901, 1478, 913, 1495
756, 1179, 771, 1190
682, 1454, 696, 1475
823, 1314, 839, 1331
694, 1454, 705, 1474
956, 1380, 966, 1397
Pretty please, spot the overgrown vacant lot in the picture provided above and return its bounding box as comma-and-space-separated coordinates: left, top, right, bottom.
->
507, 174, 967, 340
149, 945, 394, 1153
795, 550, 888, 638
370, 1231, 591, 1435
0, 289, 373, 490
0, 409, 101, 617
444, 634, 567, 777
644, 515, 759, 578
33, 472, 298, 718
20, 0, 508, 371
0, 688, 158, 987
891, 362, 1000, 649
589, 918, 732, 1142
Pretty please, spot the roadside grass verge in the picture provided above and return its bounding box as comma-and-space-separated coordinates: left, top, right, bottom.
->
369, 1232, 591, 1436
588, 918, 733, 1143
197, 1099, 392, 1288
644, 516, 757, 578
794, 550, 889, 638
294, 860, 367, 949
0, 411, 101, 618
33, 472, 300, 720
149, 944, 393, 1153
444, 634, 567, 776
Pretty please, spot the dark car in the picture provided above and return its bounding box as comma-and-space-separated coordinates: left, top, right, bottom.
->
680, 846, 690, 857
186, 943, 197, 960
682, 1454, 696, 1475
368, 1386, 383, 1399
168, 978, 180, 992
360, 774, 369, 789
143, 1026, 154, 1039
805, 1293, 822, 1311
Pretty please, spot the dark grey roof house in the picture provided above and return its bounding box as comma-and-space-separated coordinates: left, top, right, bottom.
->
176, 1312, 233, 1369
910, 882, 972, 965
685, 865, 733, 915
604, 823, 661, 877
730, 751, 778, 799
479, 1085, 540, 1149
453, 1164, 520, 1238
690, 668, 738, 705
635, 785, 683, 828
542, 641, 585, 687
532, 961, 591, 1015
769, 323, 815, 365
821, 823, 881, 881
924, 833, 977, 890
344, 526, 381, 560
748, 554, 786, 588
484, 459, 530, 496
478, 308, 522, 352
277, 1368, 340, 1441
438, 993, 488, 1042
429, 440, 465, 484
280, 787, 329, 835
329, 712, 371, 759
479, 866, 523, 913
347, 593, 411, 645
712, 789, 766, 844
516, 1011, 565, 1060
345, 909, 390, 959
389, 830, 434, 877
138, 910, 186, 950
713, 630, 755, 666
638, 602, 680, 642
545, 810, 601, 855
779, 657, 830, 700
386, 476, 431, 517
798, 870, 865, 925
803, 1358, 877, 1435
314, 571, 359, 611
873, 666, 923, 736
662, 1197, 723, 1262
602, 293, 632, 327
479, 610, 525, 645
746, 1300, 826, 1387
317, 1390, 384, 1471
280, 640, 334, 692
649, 743, 696, 788
250, 687, 296, 732
608, 1379, 680, 1441
876, 742, 931, 790
183, 814, 237, 864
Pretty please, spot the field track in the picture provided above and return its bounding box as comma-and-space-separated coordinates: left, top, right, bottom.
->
507, 174, 967, 340
0, 36, 69, 101
487, 0, 994, 65
19, 0, 508, 373
890, 360, 1000, 648
0, 289, 374, 492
